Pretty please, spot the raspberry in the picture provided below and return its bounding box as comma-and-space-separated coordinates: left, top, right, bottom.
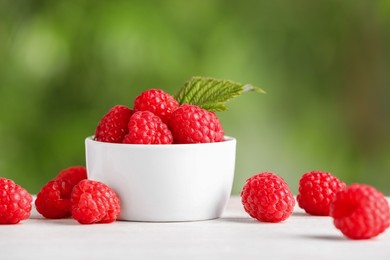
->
94, 105, 133, 143
168, 104, 224, 144
35, 166, 88, 219
71, 180, 120, 224
0, 178, 32, 224
297, 171, 346, 216
123, 111, 173, 144
35, 179, 73, 219
330, 184, 390, 239
241, 172, 295, 222
134, 89, 179, 124
55, 166, 87, 187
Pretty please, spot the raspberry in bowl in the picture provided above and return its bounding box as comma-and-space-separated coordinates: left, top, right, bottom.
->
85, 136, 236, 222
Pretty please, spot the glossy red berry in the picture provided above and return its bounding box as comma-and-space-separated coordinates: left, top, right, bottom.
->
71, 180, 121, 224
55, 166, 87, 187
241, 172, 295, 223
94, 105, 133, 143
35, 179, 73, 219
168, 104, 224, 144
330, 184, 390, 239
297, 171, 346, 216
134, 89, 179, 124
0, 178, 32, 224
123, 111, 173, 144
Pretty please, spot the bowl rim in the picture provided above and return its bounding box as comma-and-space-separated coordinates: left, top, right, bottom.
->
86, 135, 236, 148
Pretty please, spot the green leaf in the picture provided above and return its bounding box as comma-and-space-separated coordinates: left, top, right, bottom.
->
175, 76, 265, 112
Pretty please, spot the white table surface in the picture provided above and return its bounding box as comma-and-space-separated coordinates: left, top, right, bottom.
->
1, 196, 389, 260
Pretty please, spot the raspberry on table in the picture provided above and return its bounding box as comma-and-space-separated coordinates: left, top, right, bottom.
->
71, 179, 120, 224
330, 184, 390, 239
241, 172, 295, 223
0, 178, 32, 224
55, 166, 87, 187
134, 89, 179, 124
123, 111, 173, 144
297, 170, 346, 216
35, 179, 73, 219
168, 104, 224, 144
94, 105, 133, 143
35, 166, 88, 219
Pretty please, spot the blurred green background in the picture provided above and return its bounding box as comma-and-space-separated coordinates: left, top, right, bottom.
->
1, 0, 389, 195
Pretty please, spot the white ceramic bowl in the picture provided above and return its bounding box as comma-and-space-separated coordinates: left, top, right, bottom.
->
85, 136, 236, 222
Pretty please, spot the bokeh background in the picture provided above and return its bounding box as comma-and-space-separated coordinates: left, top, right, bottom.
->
1, 0, 389, 195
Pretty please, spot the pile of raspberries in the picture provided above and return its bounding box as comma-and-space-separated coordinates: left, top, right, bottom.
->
94, 89, 224, 144
0, 166, 120, 225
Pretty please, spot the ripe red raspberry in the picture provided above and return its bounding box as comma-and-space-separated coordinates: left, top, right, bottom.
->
297, 171, 346, 216
330, 184, 390, 239
55, 166, 87, 187
134, 89, 179, 124
0, 178, 32, 224
168, 104, 224, 144
94, 105, 133, 143
35, 179, 73, 219
71, 180, 120, 224
241, 172, 295, 222
123, 111, 173, 144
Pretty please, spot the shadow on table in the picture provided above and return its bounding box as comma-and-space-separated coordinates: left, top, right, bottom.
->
32, 218, 81, 226
299, 234, 347, 241
219, 217, 266, 224
292, 212, 308, 217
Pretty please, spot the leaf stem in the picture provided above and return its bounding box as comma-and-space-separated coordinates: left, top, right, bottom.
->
243, 84, 266, 94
